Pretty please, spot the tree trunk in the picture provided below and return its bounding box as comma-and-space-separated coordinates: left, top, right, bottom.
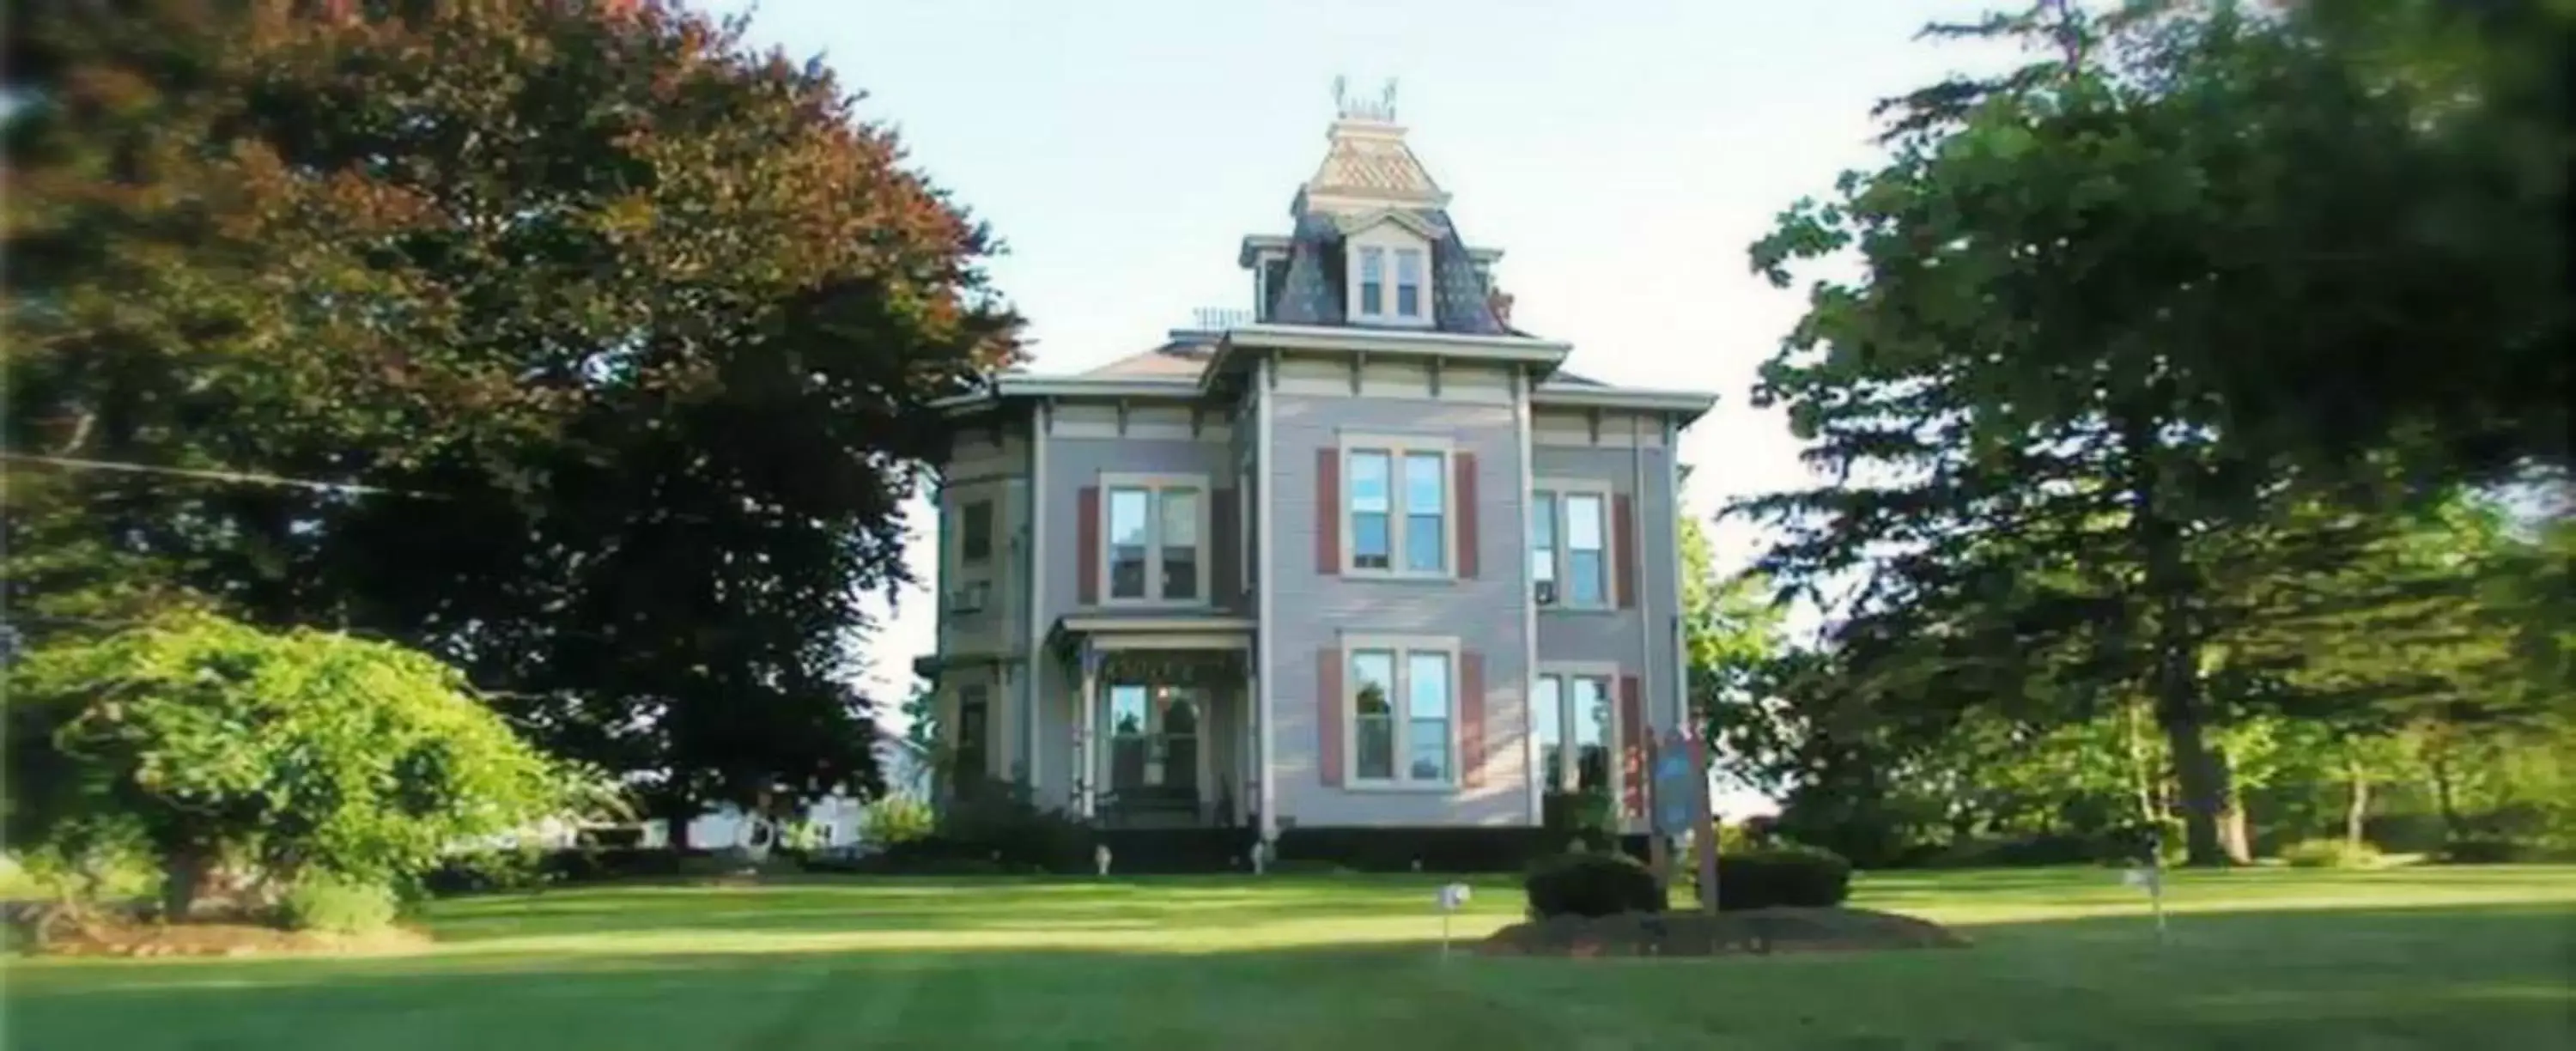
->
157, 839, 217, 921
2218, 769, 2251, 863
2122, 404, 2240, 866
2427, 738, 2463, 842
2163, 715, 2247, 866
2344, 751, 2372, 849
659, 791, 696, 852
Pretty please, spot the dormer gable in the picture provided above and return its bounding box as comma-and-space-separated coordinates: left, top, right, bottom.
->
1241, 84, 1515, 337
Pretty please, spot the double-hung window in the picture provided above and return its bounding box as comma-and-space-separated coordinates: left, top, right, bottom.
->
1348, 640, 1456, 786
1394, 248, 1424, 318
1532, 669, 1615, 793
1531, 481, 1612, 608
1346, 440, 1449, 576
1358, 246, 1386, 316
1103, 475, 1206, 604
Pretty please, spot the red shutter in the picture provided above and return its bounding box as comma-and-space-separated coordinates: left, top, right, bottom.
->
1459, 652, 1485, 787
1454, 453, 1479, 578
1619, 674, 1645, 818
1318, 648, 1345, 787
1315, 448, 1340, 574
1077, 486, 1101, 605
1613, 494, 1637, 610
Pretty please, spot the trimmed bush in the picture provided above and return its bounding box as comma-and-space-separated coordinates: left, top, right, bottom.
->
860, 794, 937, 847
1698, 847, 1852, 910
1525, 851, 1666, 919
2279, 838, 2381, 869
276, 878, 398, 934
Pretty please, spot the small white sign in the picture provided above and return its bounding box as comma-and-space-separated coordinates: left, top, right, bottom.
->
1094, 843, 1113, 878
1437, 883, 1472, 911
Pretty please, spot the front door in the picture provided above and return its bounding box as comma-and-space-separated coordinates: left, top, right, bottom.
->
1104, 684, 1203, 821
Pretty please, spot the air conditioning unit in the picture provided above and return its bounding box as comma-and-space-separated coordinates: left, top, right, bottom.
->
1534, 580, 1558, 606
949, 582, 990, 614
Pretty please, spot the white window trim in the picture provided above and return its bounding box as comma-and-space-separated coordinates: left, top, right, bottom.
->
1534, 662, 1621, 798
1534, 477, 1616, 611
1346, 228, 1434, 329
1099, 471, 1212, 608
1341, 434, 1457, 580
1341, 633, 1461, 791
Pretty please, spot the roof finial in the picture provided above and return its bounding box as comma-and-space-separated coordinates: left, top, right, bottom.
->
1333, 75, 1399, 122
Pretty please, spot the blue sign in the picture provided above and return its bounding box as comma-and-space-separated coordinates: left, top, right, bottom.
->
1649, 732, 1703, 835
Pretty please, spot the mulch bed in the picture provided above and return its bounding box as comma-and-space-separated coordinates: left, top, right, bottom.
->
1479, 907, 1970, 958
8, 902, 431, 959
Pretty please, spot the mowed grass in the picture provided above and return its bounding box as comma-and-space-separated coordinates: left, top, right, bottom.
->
7, 866, 2573, 1050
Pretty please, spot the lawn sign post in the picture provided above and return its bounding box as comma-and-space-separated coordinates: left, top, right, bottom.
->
1436, 883, 1471, 961
2120, 832, 2167, 943
1651, 728, 1717, 915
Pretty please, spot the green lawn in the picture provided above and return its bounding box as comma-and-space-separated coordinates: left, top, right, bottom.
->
7, 866, 2573, 1049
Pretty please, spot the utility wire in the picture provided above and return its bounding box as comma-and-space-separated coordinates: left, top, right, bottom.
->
0, 451, 446, 500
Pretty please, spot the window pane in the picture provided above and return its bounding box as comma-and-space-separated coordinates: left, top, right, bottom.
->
1160, 489, 1199, 599
1357, 716, 1395, 781
1406, 653, 1449, 720
1532, 493, 1557, 584
1350, 452, 1392, 570
1352, 653, 1394, 714
1109, 488, 1150, 598
1534, 676, 1564, 792
1408, 719, 1449, 781
1574, 677, 1612, 792
1570, 551, 1606, 605
1567, 494, 1605, 550
1349, 453, 1390, 512
1359, 247, 1385, 315
1568, 495, 1607, 604
1109, 684, 1149, 737
1352, 651, 1395, 780
960, 501, 993, 562
1402, 453, 1443, 513
1394, 252, 1423, 317
1353, 513, 1391, 569
1403, 453, 1444, 572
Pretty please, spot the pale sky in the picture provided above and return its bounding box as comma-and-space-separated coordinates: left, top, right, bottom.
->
693, 0, 2025, 714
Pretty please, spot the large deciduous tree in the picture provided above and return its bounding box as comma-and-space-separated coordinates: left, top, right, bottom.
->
3, 1, 1020, 836
1739, 0, 2565, 864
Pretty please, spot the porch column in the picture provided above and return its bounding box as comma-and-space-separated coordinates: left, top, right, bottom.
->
1078, 648, 1099, 820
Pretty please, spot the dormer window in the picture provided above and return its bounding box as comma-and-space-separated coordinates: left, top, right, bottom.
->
1358, 246, 1385, 315
1346, 224, 1432, 327
1395, 248, 1423, 317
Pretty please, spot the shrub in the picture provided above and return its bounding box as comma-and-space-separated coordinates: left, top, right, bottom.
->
1541, 790, 1617, 852
937, 781, 1093, 873
1525, 852, 1666, 919
1698, 846, 1852, 910
2279, 838, 2382, 869
3, 613, 598, 918
860, 794, 936, 847
276, 878, 398, 934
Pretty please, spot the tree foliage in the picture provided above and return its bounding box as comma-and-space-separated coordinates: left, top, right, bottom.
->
3, 613, 598, 915
3, 1, 1021, 830
1735, 0, 2568, 865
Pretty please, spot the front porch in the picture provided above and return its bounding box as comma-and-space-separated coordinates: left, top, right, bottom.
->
1053, 614, 1259, 830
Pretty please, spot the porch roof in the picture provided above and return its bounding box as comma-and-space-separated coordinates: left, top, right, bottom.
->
1050, 611, 1256, 656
